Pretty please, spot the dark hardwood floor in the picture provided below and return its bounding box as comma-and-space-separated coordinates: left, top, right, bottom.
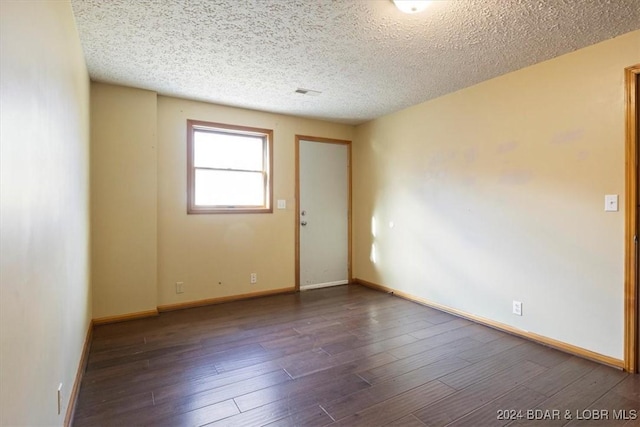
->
73, 285, 639, 426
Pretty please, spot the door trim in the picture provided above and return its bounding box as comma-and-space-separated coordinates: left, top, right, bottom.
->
295, 135, 352, 291
624, 64, 640, 373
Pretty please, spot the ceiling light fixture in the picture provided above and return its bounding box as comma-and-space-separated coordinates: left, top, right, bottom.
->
392, 0, 430, 14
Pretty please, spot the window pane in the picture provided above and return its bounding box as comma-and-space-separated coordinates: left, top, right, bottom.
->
194, 169, 265, 206
194, 130, 264, 171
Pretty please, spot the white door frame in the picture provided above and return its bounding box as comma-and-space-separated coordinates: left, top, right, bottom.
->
295, 135, 352, 291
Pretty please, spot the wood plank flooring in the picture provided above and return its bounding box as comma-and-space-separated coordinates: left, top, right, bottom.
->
73, 285, 639, 426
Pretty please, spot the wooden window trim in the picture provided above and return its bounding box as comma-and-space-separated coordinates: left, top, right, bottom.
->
187, 119, 273, 214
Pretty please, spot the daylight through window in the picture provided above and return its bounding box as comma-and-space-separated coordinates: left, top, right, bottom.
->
187, 120, 273, 213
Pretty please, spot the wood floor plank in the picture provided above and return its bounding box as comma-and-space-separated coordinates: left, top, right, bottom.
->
260, 329, 355, 357
413, 360, 548, 426
86, 341, 202, 371
152, 369, 292, 405
458, 323, 508, 343
73, 390, 154, 425
87, 332, 202, 364
282, 334, 416, 379
446, 385, 547, 426
320, 331, 418, 357
262, 404, 334, 427
82, 359, 284, 407
322, 357, 471, 421
508, 365, 628, 427
388, 325, 485, 359
200, 327, 300, 354
77, 362, 216, 405
264, 370, 372, 413
234, 371, 370, 412
351, 320, 435, 341
608, 374, 640, 402
100, 370, 292, 426
88, 333, 145, 353
80, 357, 150, 385
407, 318, 471, 340
439, 341, 559, 391
73, 285, 637, 426
358, 337, 482, 385
203, 400, 312, 427
335, 380, 456, 426
455, 334, 525, 363
418, 310, 460, 325
387, 414, 427, 426
154, 398, 239, 427
364, 312, 435, 330
565, 391, 640, 426
291, 318, 344, 334
523, 356, 598, 397
247, 378, 373, 422
282, 346, 398, 380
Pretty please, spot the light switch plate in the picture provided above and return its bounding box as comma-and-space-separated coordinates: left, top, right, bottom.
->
277, 199, 286, 209
604, 195, 618, 212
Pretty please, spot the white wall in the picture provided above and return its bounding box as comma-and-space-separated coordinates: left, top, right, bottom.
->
0, 1, 91, 425
353, 30, 640, 360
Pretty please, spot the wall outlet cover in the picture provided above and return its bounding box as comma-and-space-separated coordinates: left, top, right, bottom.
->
513, 300, 522, 316
175, 282, 184, 294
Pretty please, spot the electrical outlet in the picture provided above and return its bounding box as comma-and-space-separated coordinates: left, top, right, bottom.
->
513, 300, 522, 316
175, 282, 184, 294
250, 273, 257, 284
57, 383, 62, 415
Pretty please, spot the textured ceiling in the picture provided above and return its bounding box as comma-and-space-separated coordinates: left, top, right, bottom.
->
71, 0, 640, 125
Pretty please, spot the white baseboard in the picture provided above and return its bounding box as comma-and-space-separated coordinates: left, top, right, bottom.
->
300, 280, 349, 290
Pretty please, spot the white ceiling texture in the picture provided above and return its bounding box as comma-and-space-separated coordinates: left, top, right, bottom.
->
71, 0, 640, 125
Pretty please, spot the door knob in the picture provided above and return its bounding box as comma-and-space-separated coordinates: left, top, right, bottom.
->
301, 221, 308, 226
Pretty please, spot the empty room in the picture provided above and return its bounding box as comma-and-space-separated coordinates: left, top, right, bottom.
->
2, 0, 640, 426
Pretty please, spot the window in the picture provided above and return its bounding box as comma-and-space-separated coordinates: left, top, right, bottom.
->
187, 120, 273, 214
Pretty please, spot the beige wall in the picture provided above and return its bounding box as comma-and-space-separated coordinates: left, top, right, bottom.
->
353, 30, 640, 360
91, 83, 158, 318
1, 2, 634, 424
157, 96, 353, 305
0, 1, 91, 425
89, 87, 353, 313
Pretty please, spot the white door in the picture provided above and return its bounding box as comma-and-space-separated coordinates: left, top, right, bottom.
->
299, 139, 349, 290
